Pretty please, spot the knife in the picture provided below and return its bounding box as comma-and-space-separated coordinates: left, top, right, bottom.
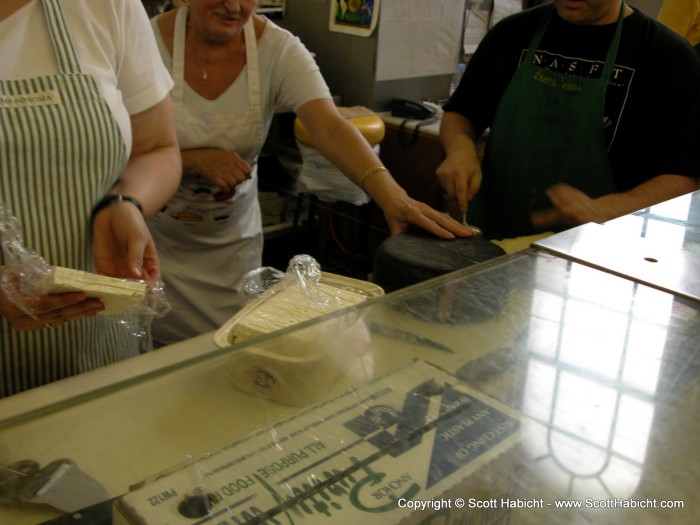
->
369, 321, 455, 353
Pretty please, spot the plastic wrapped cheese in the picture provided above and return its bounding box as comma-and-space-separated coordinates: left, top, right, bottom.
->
36, 266, 146, 315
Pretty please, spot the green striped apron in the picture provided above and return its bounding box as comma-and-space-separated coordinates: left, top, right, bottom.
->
0, 0, 138, 397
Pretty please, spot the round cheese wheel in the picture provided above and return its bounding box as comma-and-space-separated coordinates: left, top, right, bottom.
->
294, 112, 385, 147
372, 232, 510, 323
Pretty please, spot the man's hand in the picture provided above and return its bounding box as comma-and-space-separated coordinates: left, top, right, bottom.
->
436, 149, 482, 220
531, 184, 613, 229
437, 112, 483, 218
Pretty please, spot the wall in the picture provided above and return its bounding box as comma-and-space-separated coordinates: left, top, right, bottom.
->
279, 0, 453, 110
630, 0, 663, 17
278, 0, 665, 110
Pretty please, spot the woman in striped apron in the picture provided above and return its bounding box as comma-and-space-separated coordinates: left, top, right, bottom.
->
0, 0, 181, 397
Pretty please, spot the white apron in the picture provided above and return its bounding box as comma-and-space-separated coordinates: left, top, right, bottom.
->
149, 6, 265, 345
0, 0, 137, 397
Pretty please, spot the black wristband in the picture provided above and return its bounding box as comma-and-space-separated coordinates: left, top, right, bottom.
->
91, 194, 143, 222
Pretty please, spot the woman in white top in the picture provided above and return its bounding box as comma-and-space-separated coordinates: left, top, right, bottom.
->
149, 0, 471, 345
0, 0, 181, 397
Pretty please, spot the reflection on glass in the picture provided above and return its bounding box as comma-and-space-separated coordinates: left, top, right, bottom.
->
649, 194, 692, 222
522, 257, 674, 499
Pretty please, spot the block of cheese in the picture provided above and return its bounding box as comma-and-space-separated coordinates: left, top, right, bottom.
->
215, 272, 384, 347
36, 266, 146, 315
214, 273, 384, 406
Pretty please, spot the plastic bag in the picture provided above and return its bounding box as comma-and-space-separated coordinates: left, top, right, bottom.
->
233, 254, 366, 316
218, 255, 383, 405
0, 203, 170, 349
295, 142, 374, 206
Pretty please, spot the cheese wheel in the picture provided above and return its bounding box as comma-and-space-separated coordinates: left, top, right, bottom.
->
372, 231, 510, 323
294, 109, 385, 147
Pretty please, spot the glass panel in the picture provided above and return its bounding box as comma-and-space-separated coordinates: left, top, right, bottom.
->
1, 248, 698, 525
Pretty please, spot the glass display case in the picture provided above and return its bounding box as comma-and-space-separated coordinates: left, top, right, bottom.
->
1, 194, 699, 525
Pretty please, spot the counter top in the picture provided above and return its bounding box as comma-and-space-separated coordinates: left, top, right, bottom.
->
535, 191, 700, 301
1, 193, 699, 525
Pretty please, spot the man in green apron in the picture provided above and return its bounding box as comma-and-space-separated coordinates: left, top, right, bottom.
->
438, 0, 700, 240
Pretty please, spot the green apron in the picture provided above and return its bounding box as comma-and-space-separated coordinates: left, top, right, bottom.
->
472, 4, 626, 239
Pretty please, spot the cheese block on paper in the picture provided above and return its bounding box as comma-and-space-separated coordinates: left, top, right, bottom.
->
37, 266, 146, 315
231, 283, 368, 343
215, 273, 383, 347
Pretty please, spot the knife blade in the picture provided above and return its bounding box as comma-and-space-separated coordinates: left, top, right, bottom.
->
369, 321, 455, 353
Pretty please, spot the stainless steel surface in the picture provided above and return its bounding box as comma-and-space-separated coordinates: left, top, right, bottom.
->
533, 221, 700, 302
534, 190, 700, 302
0, 459, 108, 513
369, 321, 455, 353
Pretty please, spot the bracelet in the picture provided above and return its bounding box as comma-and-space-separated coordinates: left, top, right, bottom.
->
91, 194, 143, 222
360, 166, 389, 191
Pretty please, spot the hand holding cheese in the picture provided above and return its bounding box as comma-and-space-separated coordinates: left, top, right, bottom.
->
37, 267, 147, 316
0, 266, 104, 331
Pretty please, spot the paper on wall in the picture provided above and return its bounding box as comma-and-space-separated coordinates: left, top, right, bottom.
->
375, 0, 466, 81
463, 0, 521, 55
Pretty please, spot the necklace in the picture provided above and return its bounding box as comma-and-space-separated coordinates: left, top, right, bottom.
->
193, 45, 209, 80
186, 22, 209, 80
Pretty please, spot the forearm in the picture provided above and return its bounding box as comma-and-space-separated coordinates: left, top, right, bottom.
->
114, 145, 181, 218
111, 97, 182, 218
180, 148, 217, 177
439, 112, 480, 162
322, 125, 407, 208
600, 174, 699, 219
298, 100, 408, 210
296, 99, 471, 239
437, 112, 484, 212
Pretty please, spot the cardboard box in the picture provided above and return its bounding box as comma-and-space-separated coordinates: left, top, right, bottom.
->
113, 361, 521, 525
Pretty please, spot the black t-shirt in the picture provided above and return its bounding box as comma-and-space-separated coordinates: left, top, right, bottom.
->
444, 5, 700, 191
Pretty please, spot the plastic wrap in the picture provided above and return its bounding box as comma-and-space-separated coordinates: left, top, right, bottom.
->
216, 255, 384, 406
223, 254, 383, 340
112, 361, 522, 525
0, 203, 170, 348
295, 142, 374, 206
102, 250, 542, 525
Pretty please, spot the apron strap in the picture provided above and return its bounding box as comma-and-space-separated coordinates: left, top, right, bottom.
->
242, 17, 264, 155
600, 1, 626, 85
243, 19, 261, 114
522, 5, 554, 67
523, 2, 626, 88
41, 0, 82, 75
172, 5, 188, 108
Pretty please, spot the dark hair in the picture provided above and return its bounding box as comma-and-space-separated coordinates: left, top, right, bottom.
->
141, 0, 175, 17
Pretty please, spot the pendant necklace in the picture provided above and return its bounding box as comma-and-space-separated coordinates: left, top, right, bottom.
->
194, 46, 208, 80
187, 21, 208, 80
